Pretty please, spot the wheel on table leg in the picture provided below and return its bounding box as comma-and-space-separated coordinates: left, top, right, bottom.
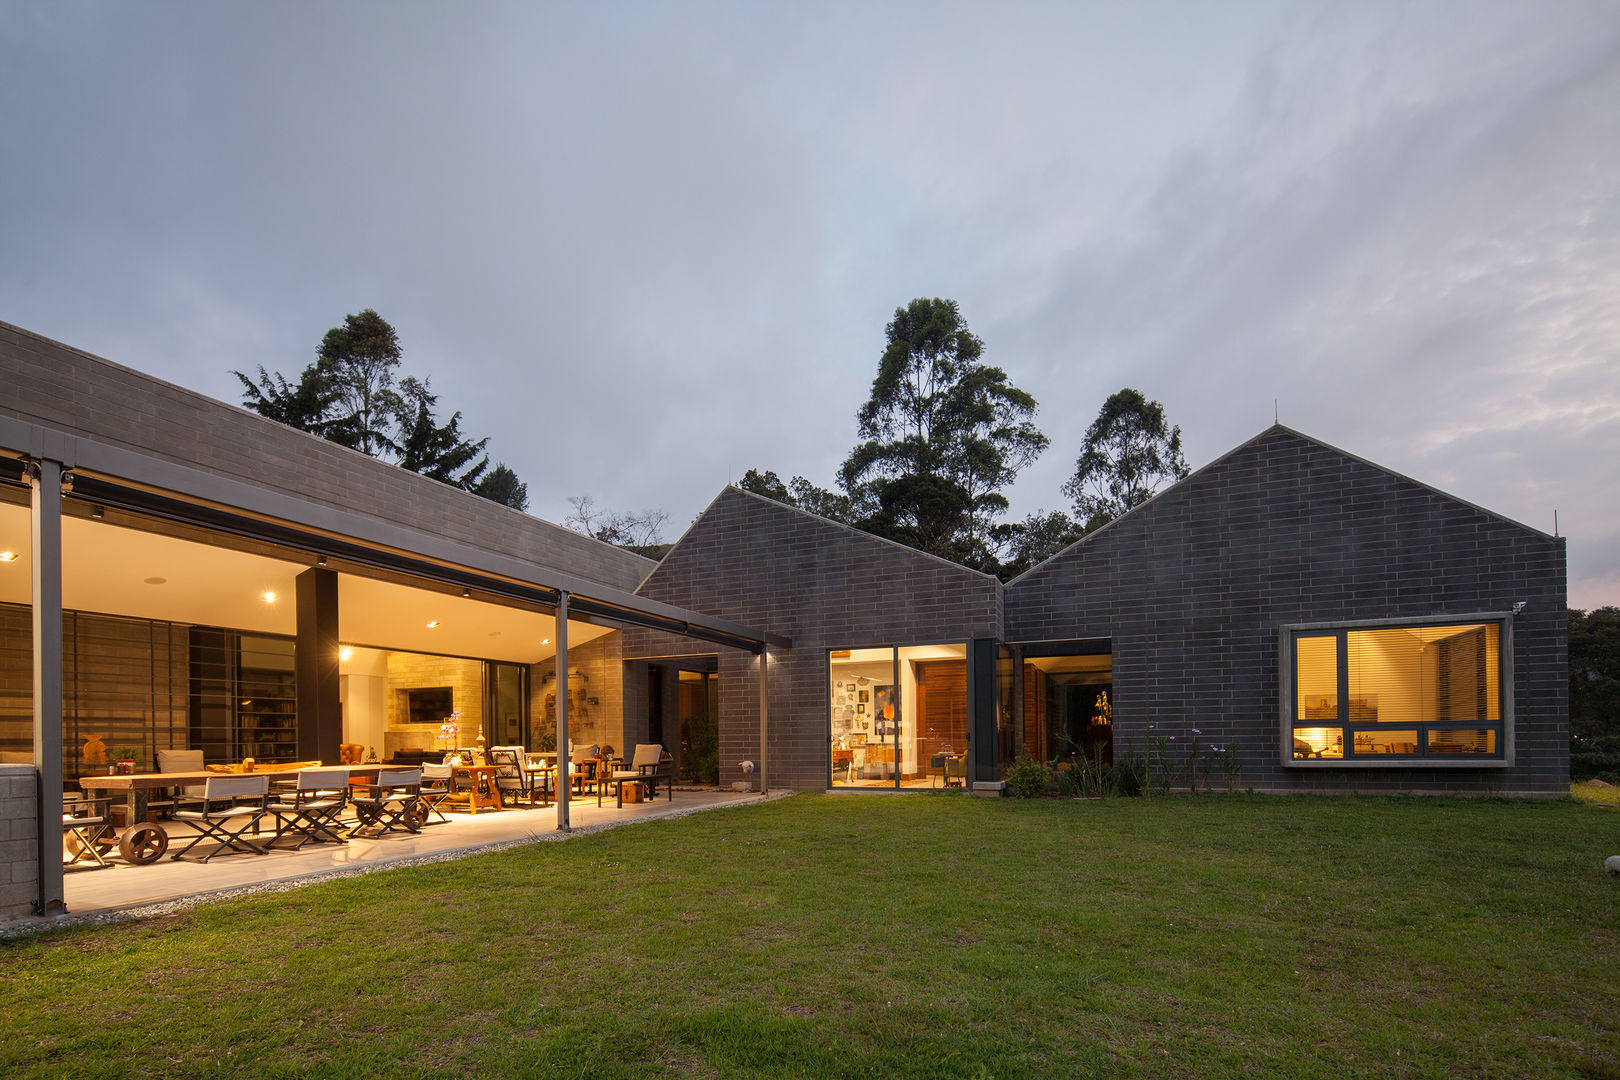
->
402, 800, 428, 830
119, 823, 169, 864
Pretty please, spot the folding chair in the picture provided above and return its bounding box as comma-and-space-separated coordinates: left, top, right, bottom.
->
267, 768, 351, 849
63, 795, 114, 869
350, 767, 426, 837
418, 763, 453, 824
169, 774, 271, 862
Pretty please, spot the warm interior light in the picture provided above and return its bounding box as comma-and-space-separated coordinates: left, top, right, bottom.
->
262, 591, 277, 603
541, 638, 550, 645
339, 646, 353, 662
426, 620, 439, 628
0, 552, 16, 563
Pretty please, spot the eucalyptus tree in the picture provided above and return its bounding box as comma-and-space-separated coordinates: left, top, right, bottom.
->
839, 297, 1047, 567
1061, 388, 1190, 530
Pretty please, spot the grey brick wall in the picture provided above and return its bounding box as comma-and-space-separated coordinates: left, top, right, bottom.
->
627, 488, 1003, 791
0, 321, 654, 592
0, 764, 38, 921
1004, 426, 1568, 796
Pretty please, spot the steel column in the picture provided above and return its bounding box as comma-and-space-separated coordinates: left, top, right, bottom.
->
30, 459, 65, 916
555, 591, 569, 833
757, 648, 769, 794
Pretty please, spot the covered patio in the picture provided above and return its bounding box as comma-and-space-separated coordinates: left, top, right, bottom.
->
62, 785, 773, 919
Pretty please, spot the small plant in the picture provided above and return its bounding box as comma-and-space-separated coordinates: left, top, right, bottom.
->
1052, 768, 1079, 798
1006, 753, 1051, 799
111, 746, 141, 762
1144, 726, 1175, 796
1188, 728, 1214, 794
1214, 740, 1243, 792
1112, 752, 1146, 797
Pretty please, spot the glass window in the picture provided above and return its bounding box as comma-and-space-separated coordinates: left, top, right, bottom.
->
1287, 619, 1505, 764
828, 644, 966, 789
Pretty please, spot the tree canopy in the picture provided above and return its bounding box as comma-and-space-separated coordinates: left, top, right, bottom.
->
838, 298, 1047, 568
395, 377, 489, 490
1061, 388, 1190, 531
317, 308, 403, 458
1570, 606, 1620, 738
231, 309, 526, 509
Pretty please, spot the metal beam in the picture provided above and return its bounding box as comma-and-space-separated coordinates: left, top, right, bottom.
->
29, 458, 64, 916
0, 417, 789, 652
758, 648, 769, 794
555, 591, 570, 833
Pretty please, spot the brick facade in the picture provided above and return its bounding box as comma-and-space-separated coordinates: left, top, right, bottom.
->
627, 488, 1003, 791
1004, 426, 1568, 795
0, 763, 38, 921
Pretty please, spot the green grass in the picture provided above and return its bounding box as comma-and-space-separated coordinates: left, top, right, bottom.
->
4, 793, 1619, 1079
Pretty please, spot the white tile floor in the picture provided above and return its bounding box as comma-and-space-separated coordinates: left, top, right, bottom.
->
63, 788, 768, 917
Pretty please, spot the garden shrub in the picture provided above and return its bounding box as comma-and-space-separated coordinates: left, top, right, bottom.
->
1006, 753, 1051, 799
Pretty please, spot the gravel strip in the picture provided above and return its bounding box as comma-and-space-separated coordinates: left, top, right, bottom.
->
3, 789, 793, 939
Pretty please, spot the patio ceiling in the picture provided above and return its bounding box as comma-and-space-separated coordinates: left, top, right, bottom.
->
0, 501, 610, 663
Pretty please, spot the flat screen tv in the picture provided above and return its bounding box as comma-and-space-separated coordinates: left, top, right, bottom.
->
406, 686, 454, 724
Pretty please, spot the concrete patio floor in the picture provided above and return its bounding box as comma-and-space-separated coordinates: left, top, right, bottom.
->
58, 787, 772, 920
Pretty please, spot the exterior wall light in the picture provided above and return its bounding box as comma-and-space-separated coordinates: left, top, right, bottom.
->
262, 591, 277, 603
0, 552, 17, 563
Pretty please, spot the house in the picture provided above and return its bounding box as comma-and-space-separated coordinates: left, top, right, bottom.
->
0, 321, 1568, 921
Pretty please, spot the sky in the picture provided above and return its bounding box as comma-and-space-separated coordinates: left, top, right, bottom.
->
2, 1, 1617, 607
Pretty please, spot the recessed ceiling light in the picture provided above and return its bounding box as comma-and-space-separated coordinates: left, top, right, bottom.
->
541, 638, 550, 645
0, 552, 17, 563
339, 646, 353, 662
262, 591, 277, 603
144, 577, 166, 585
426, 620, 439, 628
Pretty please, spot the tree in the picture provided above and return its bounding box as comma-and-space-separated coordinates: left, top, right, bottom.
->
564, 495, 669, 548
839, 298, 1047, 566
394, 377, 489, 491
474, 464, 529, 511
1061, 388, 1190, 531
1570, 607, 1620, 738
991, 509, 1084, 581
232, 358, 345, 436
737, 469, 857, 523
318, 309, 403, 457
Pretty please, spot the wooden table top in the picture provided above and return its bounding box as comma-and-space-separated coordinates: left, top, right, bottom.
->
80, 763, 388, 791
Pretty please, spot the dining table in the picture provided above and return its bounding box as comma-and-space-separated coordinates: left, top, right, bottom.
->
78, 763, 390, 864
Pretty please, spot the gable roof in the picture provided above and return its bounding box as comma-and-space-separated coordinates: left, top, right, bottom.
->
1008, 424, 1559, 588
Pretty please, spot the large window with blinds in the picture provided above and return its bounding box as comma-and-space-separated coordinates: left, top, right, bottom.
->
1281, 616, 1510, 766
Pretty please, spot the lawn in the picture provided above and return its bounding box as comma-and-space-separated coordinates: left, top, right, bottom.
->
4, 793, 1618, 1079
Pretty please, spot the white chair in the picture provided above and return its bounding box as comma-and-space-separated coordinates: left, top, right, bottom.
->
598, 743, 673, 807
419, 763, 453, 823
267, 768, 351, 849
152, 747, 207, 817
169, 774, 271, 862
350, 767, 426, 836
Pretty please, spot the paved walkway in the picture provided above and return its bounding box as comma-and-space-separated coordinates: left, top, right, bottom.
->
59, 787, 771, 920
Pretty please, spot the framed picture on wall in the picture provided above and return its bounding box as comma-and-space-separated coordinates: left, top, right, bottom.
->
859, 690, 869, 703
874, 685, 897, 737
856, 704, 866, 714
846, 683, 856, 692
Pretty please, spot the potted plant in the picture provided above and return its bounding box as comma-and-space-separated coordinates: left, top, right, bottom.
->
111, 747, 141, 775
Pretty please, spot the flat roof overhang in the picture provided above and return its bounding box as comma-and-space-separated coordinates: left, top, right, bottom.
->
0, 415, 790, 654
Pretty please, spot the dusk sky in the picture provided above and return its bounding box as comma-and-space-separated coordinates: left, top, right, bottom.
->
3, 1, 1616, 607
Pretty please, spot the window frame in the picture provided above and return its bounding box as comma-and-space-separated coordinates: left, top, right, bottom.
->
1277, 612, 1514, 769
